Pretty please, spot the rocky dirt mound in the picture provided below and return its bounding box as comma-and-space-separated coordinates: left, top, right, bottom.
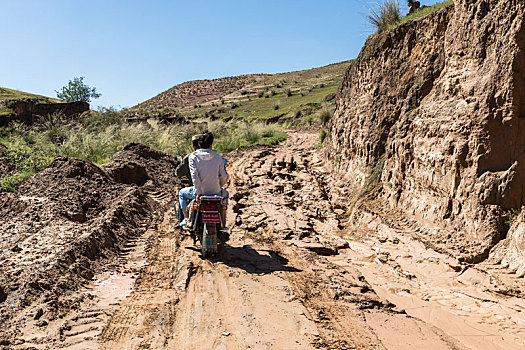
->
19, 157, 122, 223
325, 0, 524, 263
0, 144, 180, 347
101, 142, 178, 188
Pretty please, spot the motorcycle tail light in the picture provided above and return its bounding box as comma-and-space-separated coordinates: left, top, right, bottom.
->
193, 204, 200, 211
201, 202, 219, 211
222, 205, 227, 210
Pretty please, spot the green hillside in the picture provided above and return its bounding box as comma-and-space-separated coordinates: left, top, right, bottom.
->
0, 87, 59, 102
130, 60, 352, 126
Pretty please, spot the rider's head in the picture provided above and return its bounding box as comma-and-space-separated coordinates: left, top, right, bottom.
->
199, 132, 214, 149
191, 134, 203, 150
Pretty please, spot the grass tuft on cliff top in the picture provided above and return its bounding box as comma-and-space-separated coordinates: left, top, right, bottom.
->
0, 87, 60, 102
388, 0, 453, 30
367, 0, 401, 32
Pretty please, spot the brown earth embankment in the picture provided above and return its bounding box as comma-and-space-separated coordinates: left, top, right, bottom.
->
0, 99, 89, 126
325, 0, 525, 263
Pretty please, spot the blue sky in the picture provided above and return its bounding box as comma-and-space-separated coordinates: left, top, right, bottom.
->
1, 0, 426, 109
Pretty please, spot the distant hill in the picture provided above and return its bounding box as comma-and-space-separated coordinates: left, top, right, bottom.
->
0, 87, 59, 102
129, 60, 352, 125
0, 87, 62, 118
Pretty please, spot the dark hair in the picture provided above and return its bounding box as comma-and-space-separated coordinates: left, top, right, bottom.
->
192, 138, 200, 148
199, 132, 214, 149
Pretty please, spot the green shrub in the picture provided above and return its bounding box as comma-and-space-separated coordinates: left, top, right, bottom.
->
319, 129, 327, 144
367, 0, 401, 32
83, 107, 123, 129
285, 88, 292, 97
209, 121, 287, 153
0, 170, 34, 192
0, 145, 50, 173
318, 108, 332, 125
0, 145, 53, 192
505, 208, 521, 226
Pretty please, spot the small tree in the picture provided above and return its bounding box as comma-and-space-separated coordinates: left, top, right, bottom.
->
56, 77, 101, 102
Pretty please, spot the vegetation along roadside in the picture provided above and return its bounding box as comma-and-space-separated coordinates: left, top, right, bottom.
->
0, 108, 287, 192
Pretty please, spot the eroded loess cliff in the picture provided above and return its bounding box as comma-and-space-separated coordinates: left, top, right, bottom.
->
326, 0, 525, 263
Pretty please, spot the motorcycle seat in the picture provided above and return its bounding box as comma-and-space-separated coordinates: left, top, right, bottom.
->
199, 195, 223, 202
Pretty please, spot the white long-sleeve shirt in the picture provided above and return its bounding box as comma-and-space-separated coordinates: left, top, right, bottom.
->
189, 149, 229, 195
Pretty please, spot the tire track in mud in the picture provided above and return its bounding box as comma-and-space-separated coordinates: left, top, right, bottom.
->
225, 130, 467, 350
97, 206, 321, 349
13, 227, 154, 350
98, 212, 188, 349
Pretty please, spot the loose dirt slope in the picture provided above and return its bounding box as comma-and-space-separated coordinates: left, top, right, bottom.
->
0, 144, 179, 348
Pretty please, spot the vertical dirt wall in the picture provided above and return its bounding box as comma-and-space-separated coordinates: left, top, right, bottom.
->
326, 0, 525, 262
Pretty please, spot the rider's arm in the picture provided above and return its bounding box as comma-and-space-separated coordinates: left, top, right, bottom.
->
219, 157, 229, 187
189, 154, 203, 195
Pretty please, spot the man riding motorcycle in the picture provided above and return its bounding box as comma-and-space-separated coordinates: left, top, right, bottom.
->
178, 132, 229, 229
174, 135, 201, 227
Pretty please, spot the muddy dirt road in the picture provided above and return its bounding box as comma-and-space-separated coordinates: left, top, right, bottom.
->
14, 131, 525, 349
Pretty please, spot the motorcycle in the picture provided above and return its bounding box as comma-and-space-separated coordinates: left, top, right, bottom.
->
188, 195, 227, 257
173, 154, 229, 257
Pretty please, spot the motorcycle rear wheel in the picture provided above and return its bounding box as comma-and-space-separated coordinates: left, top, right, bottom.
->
201, 223, 218, 257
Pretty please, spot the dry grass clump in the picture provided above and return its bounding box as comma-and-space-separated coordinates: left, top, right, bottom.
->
367, 0, 401, 32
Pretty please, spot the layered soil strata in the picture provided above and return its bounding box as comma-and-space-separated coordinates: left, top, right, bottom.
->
0, 99, 89, 126
325, 0, 525, 263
